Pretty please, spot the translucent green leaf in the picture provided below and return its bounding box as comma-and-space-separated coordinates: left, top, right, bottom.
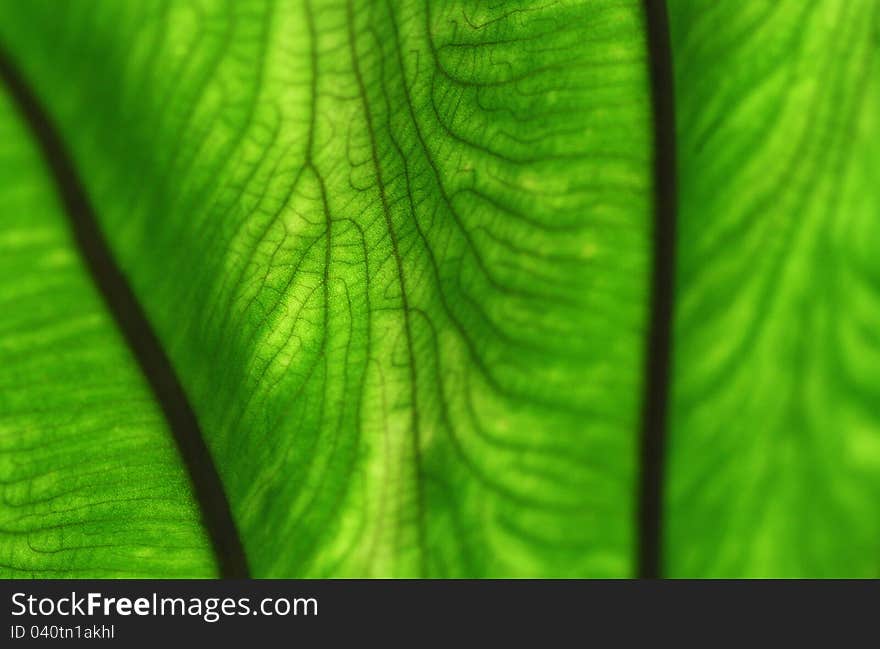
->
0, 87, 214, 577
667, 0, 880, 577
0, 0, 653, 577
1, 0, 878, 579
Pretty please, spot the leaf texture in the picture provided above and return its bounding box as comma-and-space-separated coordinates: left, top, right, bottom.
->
667, 0, 880, 577
1, 0, 878, 579
0, 87, 214, 577
0, 0, 653, 577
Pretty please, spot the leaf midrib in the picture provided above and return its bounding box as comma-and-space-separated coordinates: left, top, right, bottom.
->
637, 0, 677, 580
0, 42, 249, 579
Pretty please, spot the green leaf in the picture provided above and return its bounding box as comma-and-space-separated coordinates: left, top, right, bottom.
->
0, 0, 653, 577
667, 0, 880, 577
0, 87, 214, 577
1, 0, 878, 579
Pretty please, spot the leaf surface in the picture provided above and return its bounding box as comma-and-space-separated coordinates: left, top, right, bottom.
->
667, 0, 880, 577
0, 87, 214, 577
0, 0, 653, 577
2, 0, 878, 579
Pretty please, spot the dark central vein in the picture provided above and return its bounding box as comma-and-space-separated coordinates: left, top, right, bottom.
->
639, 0, 677, 580
0, 44, 249, 579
